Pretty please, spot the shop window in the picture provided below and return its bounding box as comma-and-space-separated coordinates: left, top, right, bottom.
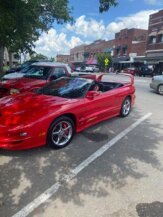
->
123, 48, 127, 55
149, 36, 156, 44
116, 49, 120, 56
160, 34, 163, 43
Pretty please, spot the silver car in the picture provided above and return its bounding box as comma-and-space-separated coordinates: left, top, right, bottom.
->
150, 75, 163, 95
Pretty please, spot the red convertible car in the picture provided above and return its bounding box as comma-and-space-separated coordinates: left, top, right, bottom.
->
0, 74, 135, 150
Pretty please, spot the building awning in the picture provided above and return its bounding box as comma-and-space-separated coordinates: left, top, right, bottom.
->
158, 30, 163, 35
149, 31, 157, 37
134, 56, 163, 64
86, 58, 97, 65
113, 56, 129, 63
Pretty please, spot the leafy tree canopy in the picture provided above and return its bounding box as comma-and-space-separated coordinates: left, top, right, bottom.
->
0, 0, 73, 50
30, 53, 48, 61
99, 0, 118, 13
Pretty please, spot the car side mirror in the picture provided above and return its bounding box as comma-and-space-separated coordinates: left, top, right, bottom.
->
86, 91, 100, 99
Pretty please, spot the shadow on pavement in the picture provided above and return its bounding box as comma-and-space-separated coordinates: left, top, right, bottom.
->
136, 201, 163, 217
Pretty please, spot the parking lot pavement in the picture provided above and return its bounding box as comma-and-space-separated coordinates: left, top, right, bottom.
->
0, 77, 163, 217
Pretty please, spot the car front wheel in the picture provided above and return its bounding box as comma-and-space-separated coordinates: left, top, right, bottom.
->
157, 84, 163, 95
47, 116, 75, 149
120, 97, 131, 117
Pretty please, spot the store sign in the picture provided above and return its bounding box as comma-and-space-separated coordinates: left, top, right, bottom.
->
129, 53, 137, 57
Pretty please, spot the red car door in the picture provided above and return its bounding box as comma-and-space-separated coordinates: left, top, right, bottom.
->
81, 90, 119, 128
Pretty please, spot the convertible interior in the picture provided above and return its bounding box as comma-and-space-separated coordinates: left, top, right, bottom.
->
90, 81, 124, 92
76, 73, 124, 92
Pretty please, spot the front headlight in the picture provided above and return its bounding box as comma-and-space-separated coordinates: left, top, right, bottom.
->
10, 88, 20, 95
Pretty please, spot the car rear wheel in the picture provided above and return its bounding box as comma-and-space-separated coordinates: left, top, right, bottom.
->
120, 97, 131, 117
157, 84, 163, 95
47, 116, 75, 149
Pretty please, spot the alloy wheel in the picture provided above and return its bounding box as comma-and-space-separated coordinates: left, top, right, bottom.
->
51, 121, 73, 147
158, 84, 163, 95
121, 97, 131, 117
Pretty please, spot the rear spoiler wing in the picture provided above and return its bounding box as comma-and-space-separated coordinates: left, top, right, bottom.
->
72, 72, 134, 84
116, 73, 134, 85
71, 72, 103, 81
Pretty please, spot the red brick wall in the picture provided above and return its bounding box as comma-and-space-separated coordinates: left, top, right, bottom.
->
114, 28, 147, 58
56, 55, 70, 63
131, 41, 147, 56
146, 10, 163, 56
84, 39, 115, 60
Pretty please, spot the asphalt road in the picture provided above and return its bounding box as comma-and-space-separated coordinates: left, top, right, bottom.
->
0, 76, 163, 217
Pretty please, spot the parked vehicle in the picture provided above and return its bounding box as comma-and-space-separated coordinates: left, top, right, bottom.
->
93, 66, 100, 72
75, 65, 95, 73
0, 74, 135, 150
0, 62, 72, 98
2, 65, 33, 80
5, 60, 40, 74
85, 66, 94, 72
137, 66, 153, 77
150, 75, 163, 95
75, 66, 81, 72
2, 62, 73, 80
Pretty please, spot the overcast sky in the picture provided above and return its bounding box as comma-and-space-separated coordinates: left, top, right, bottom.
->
34, 0, 163, 58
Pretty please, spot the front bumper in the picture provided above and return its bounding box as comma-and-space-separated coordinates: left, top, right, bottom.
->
0, 126, 32, 150
150, 82, 158, 90
0, 123, 47, 150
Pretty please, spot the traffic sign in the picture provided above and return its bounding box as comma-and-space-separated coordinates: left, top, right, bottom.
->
104, 58, 109, 66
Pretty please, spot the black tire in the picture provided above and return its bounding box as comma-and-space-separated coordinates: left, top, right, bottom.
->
157, 84, 163, 95
120, 97, 131, 117
47, 116, 75, 149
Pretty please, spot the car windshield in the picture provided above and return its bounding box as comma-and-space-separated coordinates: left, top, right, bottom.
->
24, 66, 51, 79
36, 77, 92, 99
21, 61, 35, 68
20, 65, 32, 73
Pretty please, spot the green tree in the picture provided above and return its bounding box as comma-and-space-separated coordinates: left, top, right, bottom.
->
30, 53, 48, 61
0, 0, 118, 72
0, 0, 73, 72
99, 0, 118, 12
97, 53, 112, 72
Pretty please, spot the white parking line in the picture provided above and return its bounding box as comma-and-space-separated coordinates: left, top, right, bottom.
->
12, 113, 152, 217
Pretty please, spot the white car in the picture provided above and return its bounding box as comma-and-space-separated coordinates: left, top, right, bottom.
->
150, 75, 163, 95
85, 66, 94, 72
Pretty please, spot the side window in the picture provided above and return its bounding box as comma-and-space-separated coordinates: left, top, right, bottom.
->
51, 67, 67, 79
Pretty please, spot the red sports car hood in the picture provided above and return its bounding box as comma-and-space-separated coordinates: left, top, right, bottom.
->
0, 92, 72, 112
1, 78, 47, 91
0, 92, 74, 126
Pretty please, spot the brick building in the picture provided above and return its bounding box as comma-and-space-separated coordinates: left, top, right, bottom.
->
84, 39, 115, 62
146, 10, 163, 73
114, 28, 147, 63
70, 40, 115, 66
146, 10, 163, 57
56, 54, 70, 63
70, 44, 85, 66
